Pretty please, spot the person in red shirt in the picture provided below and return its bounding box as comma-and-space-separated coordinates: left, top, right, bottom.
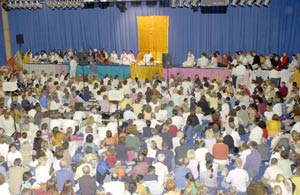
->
274, 55, 282, 71
258, 120, 268, 140
279, 82, 288, 98
212, 136, 229, 168
281, 52, 289, 69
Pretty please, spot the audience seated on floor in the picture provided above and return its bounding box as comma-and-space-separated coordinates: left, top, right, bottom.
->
0, 50, 300, 195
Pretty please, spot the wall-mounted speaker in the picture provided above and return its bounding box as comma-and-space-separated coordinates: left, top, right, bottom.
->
16, 34, 24, 44
162, 53, 172, 68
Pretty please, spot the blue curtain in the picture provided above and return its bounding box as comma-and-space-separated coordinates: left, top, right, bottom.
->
0, 8, 6, 65
6, 0, 300, 65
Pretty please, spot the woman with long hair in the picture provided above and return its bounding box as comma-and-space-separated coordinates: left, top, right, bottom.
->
197, 95, 211, 116
204, 129, 216, 155
200, 161, 217, 195
35, 178, 60, 195
83, 134, 98, 154
183, 172, 197, 195
186, 149, 199, 179
20, 141, 33, 166
40, 140, 54, 168
46, 178, 60, 195
60, 180, 75, 195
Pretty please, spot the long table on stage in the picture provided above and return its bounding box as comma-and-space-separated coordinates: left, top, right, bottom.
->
130, 64, 163, 79
73, 64, 131, 79
23, 63, 131, 79
22, 63, 232, 81
22, 63, 68, 77
163, 67, 232, 82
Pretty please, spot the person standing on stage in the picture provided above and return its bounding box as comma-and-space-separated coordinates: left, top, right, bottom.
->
70, 56, 78, 79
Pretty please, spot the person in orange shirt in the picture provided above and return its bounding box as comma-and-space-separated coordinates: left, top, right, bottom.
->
267, 114, 281, 138
215, 51, 223, 67
104, 130, 116, 145
136, 51, 144, 64
23, 52, 32, 63
51, 127, 65, 147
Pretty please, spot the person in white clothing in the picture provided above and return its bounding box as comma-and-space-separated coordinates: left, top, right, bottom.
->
0, 174, 10, 195
249, 124, 263, 145
7, 143, 23, 167
38, 50, 48, 62
195, 140, 209, 173
143, 50, 153, 65
209, 52, 218, 68
225, 158, 249, 193
70, 56, 78, 78
171, 109, 184, 130
289, 54, 298, 72
262, 54, 272, 70
292, 116, 300, 133
262, 158, 283, 184
223, 120, 241, 148
35, 156, 51, 184
127, 50, 136, 64
0, 111, 16, 136
197, 52, 209, 68
182, 50, 195, 67
269, 68, 281, 87
0, 135, 9, 161
239, 53, 248, 66
109, 50, 119, 64
153, 153, 169, 182
103, 172, 125, 195
120, 49, 130, 65
232, 63, 246, 87
273, 98, 282, 117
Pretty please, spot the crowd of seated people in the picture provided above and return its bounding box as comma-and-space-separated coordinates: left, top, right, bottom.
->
0, 50, 300, 195
182, 50, 300, 71
23, 47, 300, 71
22, 48, 155, 66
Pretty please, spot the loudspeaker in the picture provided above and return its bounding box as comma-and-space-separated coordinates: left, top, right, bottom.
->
16, 34, 24, 44
162, 53, 172, 68
201, 0, 229, 6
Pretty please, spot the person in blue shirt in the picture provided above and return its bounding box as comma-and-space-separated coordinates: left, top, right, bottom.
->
55, 159, 75, 192
174, 157, 191, 190
39, 91, 49, 109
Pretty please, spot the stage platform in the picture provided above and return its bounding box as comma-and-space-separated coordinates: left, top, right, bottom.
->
163, 67, 232, 82
23, 63, 131, 79
22, 63, 232, 81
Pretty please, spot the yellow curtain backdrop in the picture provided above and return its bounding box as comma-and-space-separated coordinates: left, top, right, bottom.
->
2, 7, 12, 60
137, 16, 169, 62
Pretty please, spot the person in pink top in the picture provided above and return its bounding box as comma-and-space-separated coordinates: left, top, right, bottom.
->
99, 95, 110, 112
204, 129, 216, 154
130, 88, 138, 104
186, 149, 199, 179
